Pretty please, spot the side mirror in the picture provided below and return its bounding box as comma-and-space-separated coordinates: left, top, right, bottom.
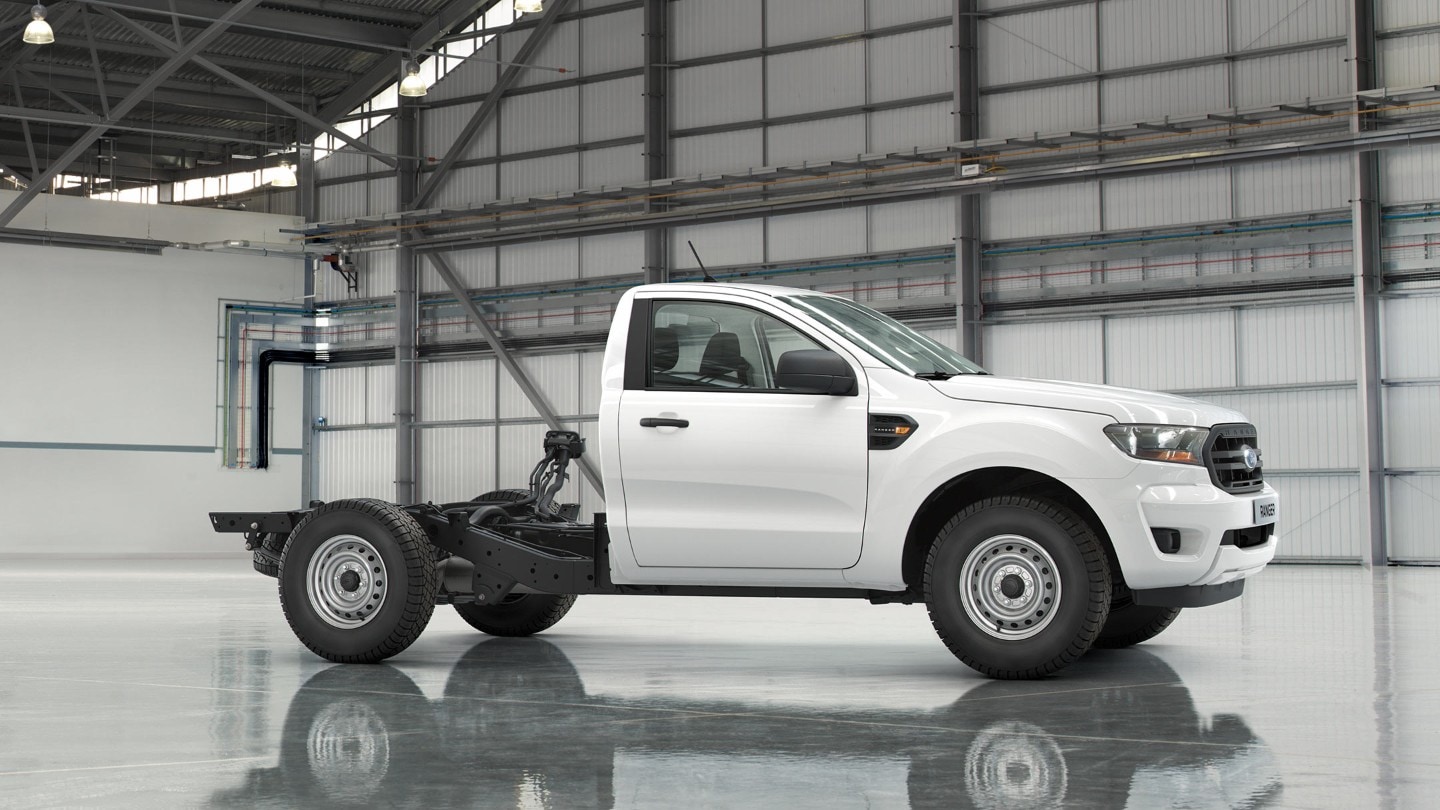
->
775, 350, 857, 395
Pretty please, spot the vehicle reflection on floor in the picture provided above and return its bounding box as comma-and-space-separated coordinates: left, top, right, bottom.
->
208, 640, 1281, 809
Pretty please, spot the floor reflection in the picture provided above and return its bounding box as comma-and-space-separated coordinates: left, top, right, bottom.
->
208, 641, 1281, 809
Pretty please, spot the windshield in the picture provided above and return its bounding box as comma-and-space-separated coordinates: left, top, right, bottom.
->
781, 294, 986, 377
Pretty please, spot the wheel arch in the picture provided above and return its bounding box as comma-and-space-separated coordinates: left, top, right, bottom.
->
900, 466, 1121, 593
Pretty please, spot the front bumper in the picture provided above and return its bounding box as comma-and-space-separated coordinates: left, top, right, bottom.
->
1074, 466, 1279, 591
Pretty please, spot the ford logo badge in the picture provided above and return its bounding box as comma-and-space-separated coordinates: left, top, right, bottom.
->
1242, 445, 1261, 471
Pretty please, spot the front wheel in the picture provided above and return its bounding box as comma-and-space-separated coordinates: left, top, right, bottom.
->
279, 498, 441, 663
454, 593, 577, 637
925, 496, 1110, 679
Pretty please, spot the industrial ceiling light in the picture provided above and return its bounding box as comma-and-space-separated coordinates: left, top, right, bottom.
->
22, 4, 54, 45
514, 0, 543, 13
271, 161, 298, 187
398, 58, 427, 98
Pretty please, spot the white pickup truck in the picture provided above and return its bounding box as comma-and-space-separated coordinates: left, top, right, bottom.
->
212, 282, 1278, 679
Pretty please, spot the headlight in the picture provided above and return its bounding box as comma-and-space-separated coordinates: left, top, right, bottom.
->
1104, 424, 1209, 465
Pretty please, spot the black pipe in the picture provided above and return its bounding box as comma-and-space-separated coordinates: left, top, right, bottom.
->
254, 347, 390, 469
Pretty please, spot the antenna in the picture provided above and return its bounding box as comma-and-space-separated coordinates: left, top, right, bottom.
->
688, 241, 717, 283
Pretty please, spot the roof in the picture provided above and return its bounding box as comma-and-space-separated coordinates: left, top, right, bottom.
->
0, 0, 499, 191
632, 282, 838, 299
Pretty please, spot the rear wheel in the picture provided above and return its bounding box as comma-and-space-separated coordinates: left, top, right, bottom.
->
453, 593, 577, 637
925, 496, 1110, 679
279, 498, 440, 663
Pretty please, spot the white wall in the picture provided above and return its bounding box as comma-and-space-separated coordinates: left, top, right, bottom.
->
0, 189, 301, 246
0, 199, 306, 555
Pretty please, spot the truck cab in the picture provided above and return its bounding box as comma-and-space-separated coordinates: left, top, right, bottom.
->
599, 283, 1278, 675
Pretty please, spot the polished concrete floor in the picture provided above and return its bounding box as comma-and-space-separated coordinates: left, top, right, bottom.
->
1, 559, 1438, 808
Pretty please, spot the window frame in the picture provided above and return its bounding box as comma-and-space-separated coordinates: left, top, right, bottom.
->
624, 297, 840, 394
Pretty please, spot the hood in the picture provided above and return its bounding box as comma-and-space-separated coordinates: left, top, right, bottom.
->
930, 375, 1248, 426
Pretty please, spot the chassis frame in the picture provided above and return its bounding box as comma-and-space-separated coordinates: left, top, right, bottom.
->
211, 430, 915, 607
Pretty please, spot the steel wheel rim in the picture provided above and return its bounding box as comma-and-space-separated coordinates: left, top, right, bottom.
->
307, 534, 387, 629
959, 534, 1061, 640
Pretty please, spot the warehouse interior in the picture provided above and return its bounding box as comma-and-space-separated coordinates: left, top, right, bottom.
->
2, 0, 1439, 805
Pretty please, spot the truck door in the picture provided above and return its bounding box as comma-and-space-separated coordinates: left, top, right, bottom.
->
616, 297, 869, 569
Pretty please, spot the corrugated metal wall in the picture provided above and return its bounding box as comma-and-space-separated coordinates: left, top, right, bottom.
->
980, 301, 1369, 560
1382, 293, 1440, 561
302, 0, 1440, 563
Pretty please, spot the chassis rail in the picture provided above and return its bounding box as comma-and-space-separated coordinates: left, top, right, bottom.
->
210, 430, 913, 605
210, 506, 913, 605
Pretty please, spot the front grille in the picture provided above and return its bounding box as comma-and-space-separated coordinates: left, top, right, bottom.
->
1205, 423, 1265, 494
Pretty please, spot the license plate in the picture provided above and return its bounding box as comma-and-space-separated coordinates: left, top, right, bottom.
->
1252, 497, 1277, 526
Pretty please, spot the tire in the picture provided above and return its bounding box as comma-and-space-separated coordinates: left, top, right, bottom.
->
252, 532, 287, 577
253, 550, 279, 577
1092, 585, 1181, 648
472, 488, 531, 504
924, 495, 1110, 679
453, 593, 577, 637
278, 498, 440, 663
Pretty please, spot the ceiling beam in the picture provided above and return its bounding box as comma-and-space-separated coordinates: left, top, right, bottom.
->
314, 0, 500, 127
0, 145, 161, 178
99, 6, 399, 169
73, 0, 411, 50
0, 0, 267, 227
11, 61, 309, 109
235, 0, 427, 27
0, 158, 33, 185
58, 35, 360, 82
0, 115, 286, 156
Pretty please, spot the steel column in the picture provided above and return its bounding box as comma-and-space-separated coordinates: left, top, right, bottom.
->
411, 0, 576, 209
0, 0, 265, 228
424, 252, 606, 497
954, 0, 983, 361
299, 114, 320, 506
642, 0, 669, 284
1350, 0, 1386, 565
395, 99, 421, 505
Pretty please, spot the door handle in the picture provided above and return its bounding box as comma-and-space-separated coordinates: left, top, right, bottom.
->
640, 417, 689, 428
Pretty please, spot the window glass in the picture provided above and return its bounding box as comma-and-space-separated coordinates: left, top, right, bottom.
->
782, 294, 986, 376
649, 301, 823, 390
